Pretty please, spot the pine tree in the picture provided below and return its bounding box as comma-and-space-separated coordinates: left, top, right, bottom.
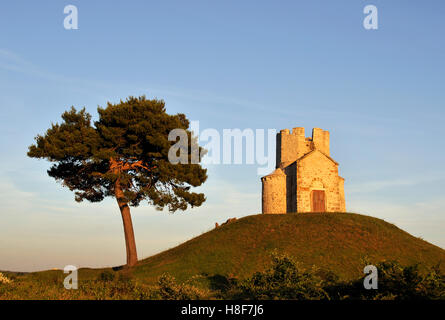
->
28, 96, 207, 266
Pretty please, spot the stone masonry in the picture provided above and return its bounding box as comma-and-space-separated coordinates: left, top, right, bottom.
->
261, 127, 345, 214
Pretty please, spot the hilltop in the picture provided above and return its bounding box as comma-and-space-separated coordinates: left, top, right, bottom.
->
130, 212, 445, 283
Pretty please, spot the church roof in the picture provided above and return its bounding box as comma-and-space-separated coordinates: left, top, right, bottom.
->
297, 149, 339, 165
262, 167, 285, 178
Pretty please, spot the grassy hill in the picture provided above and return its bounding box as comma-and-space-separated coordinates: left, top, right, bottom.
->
130, 212, 445, 283
2, 212, 444, 299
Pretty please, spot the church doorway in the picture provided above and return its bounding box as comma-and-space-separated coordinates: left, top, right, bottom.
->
312, 190, 326, 212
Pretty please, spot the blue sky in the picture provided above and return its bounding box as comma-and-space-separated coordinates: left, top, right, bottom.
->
1, 1, 444, 271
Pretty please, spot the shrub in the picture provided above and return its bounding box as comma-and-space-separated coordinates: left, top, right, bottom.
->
233, 252, 329, 300
332, 261, 445, 300
156, 274, 210, 300
0, 273, 12, 284
98, 271, 115, 282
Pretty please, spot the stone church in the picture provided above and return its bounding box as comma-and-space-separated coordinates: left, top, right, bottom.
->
261, 127, 345, 214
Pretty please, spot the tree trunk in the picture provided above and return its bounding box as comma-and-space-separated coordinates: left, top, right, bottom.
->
115, 179, 138, 267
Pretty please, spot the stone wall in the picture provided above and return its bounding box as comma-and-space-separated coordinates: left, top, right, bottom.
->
261, 168, 286, 214
277, 128, 312, 166
311, 128, 330, 156
296, 151, 345, 212
284, 162, 297, 213
262, 127, 345, 214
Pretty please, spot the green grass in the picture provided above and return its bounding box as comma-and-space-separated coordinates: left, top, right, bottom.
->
2, 212, 444, 299
131, 213, 445, 283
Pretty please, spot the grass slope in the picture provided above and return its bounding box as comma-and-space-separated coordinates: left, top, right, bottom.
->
131, 213, 445, 283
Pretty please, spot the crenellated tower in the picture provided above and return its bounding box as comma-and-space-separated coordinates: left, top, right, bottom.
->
262, 127, 345, 214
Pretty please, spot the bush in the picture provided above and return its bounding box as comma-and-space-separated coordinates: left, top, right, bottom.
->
1, 258, 443, 300
330, 261, 445, 300
233, 252, 329, 300
0, 272, 12, 284
98, 271, 115, 282
156, 274, 210, 300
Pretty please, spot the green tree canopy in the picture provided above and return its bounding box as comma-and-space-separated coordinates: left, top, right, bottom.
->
28, 96, 207, 266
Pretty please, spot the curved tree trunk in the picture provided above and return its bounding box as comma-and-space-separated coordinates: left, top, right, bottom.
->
115, 179, 138, 267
